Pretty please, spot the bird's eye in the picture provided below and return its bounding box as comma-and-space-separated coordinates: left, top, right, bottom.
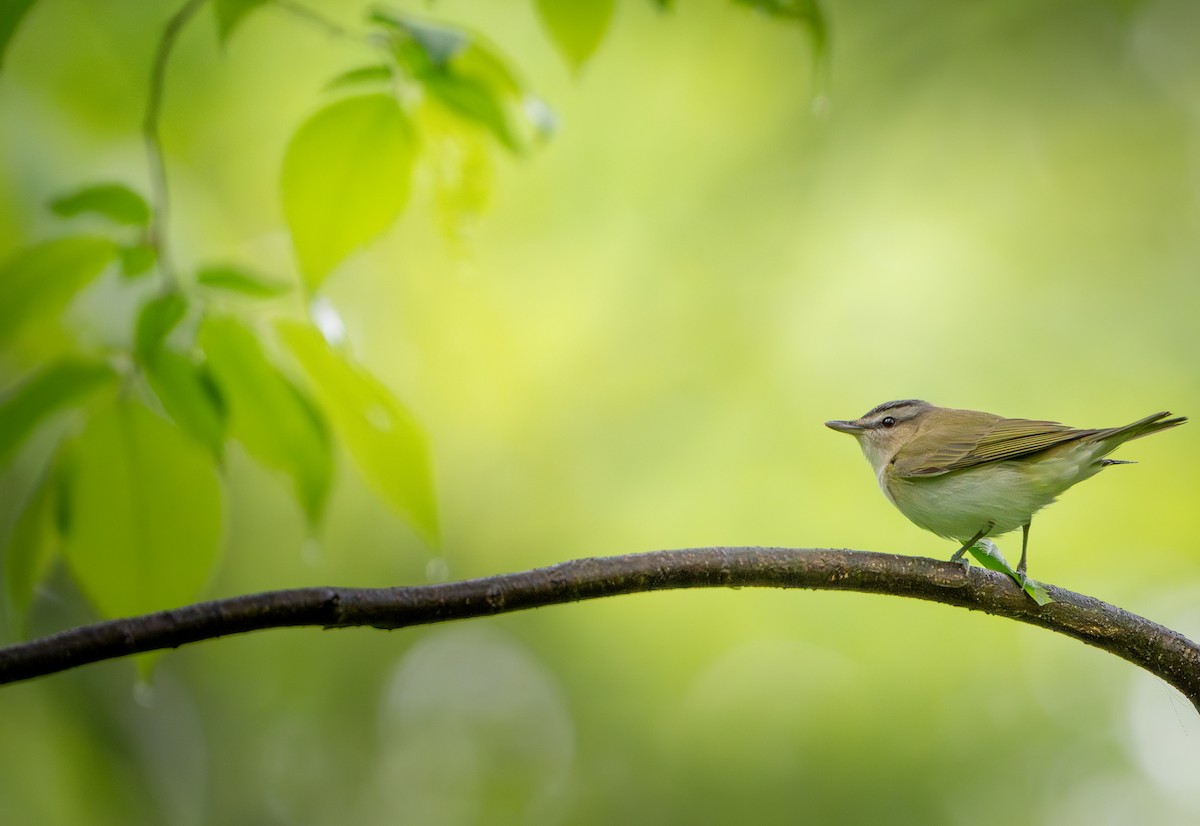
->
881, 416, 896, 429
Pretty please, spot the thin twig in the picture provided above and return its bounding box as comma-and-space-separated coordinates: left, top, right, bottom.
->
2, 548, 1198, 713
143, 0, 207, 288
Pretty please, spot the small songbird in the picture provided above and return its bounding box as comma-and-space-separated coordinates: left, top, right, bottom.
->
825, 400, 1187, 576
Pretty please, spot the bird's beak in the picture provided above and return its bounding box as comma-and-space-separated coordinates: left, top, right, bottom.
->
825, 419, 864, 434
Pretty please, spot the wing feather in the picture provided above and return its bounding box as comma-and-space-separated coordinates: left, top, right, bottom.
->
892, 417, 1098, 477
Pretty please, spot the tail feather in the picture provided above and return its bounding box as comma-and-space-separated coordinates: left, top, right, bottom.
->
1100, 411, 1187, 448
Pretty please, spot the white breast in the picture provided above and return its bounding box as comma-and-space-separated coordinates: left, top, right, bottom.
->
879, 445, 1106, 542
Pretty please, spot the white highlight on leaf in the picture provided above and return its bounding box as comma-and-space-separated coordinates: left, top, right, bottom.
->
523, 95, 558, 138
308, 295, 345, 346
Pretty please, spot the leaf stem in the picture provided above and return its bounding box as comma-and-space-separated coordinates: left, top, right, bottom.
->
143, 0, 207, 290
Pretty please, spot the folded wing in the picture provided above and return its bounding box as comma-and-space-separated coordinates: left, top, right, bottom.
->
892, 417, 1097, 478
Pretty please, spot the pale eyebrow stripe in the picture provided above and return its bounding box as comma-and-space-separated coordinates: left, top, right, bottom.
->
864, 399, 926, 418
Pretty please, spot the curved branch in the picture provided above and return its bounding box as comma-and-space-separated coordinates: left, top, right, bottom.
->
2, 548, 1198, 712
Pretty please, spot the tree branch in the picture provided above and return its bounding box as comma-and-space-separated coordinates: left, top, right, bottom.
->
2, 548, 1198, 712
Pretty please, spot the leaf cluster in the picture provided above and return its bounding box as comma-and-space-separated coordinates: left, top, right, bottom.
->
0, 175, 438, 630
0, 0, 827, 642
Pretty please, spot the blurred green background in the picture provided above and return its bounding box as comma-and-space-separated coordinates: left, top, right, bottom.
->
3, 0, 1200, 823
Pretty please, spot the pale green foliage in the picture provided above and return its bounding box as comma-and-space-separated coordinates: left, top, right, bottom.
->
424, 111, 496, 242
367, 12, 548, 238
423, 72, 520, 151
62, 400, 224, 618
374, 11, 547, 152
279, 320, 439, 544
326, 64, 394, 91
0, 0, 820, 657
0, 237, 117, 345
143, 348, 227, 457
118, 243, 157, 278
0, 359, 116, 465
0, 0, 36, 69
196, 263, 291, 297
535, 0, 617, 70
132, 291, 230, 456
0, 0, 826, 636
199, 315, 332, 525
134, 291, 187, 363
212, 0, 270, 44
4, 472, 60, 626
732, 0, 827, 59
0, 0, 829, 635
280, 93, 417, 292
49, 183, 150, 227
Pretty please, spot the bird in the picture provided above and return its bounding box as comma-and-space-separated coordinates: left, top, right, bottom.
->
825, 400, 1187, 576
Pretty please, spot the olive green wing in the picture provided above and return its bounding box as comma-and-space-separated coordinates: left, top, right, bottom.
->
892, 417, 1098, 478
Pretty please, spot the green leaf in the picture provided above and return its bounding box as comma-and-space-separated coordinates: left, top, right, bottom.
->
0, 0, 37, 71
61, 399, 223, 618
965, 540, 1009, 575
424, 72, 519, 152
534, 0, 616, 70
196, 264, 291, 297
279, 320, 438, 544
200, 315, 331, 524
119, 243, 157, 278
454, 39, 524, 99
454, 40, 553, 147
370, 11, 468, 68
281, 94, 417, 291
212, 0, 270, 44
378, 13, 535, 146
372, 12, 541, 152
1023, 578, 1054, 606
0, 236, 119, 346
731, 0, 828, 61
426, 124, 495, 240
966, 540, 1055, 605
135, 291, 188, 364
326, 64, 394, 91
4, 472, 59, 628
0, 358, 116, 467
49, 183, 151, 227
144, 349, 226, 457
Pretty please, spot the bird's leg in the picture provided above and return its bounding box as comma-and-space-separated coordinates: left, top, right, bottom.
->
950, 523, 992, 568
1016, 522, 1031, 579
